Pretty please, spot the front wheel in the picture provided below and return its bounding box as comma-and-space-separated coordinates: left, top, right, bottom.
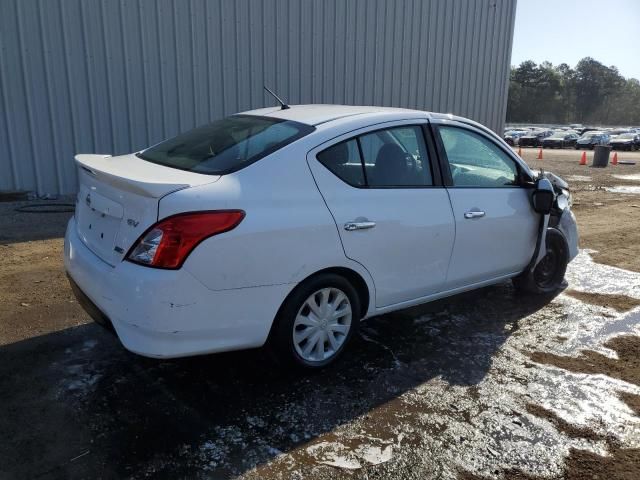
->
513, 228, 569, 295
268, 273, 360, 369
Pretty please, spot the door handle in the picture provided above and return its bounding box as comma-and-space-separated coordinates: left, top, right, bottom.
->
464, 210, 485, 219
344, 221, 376, 231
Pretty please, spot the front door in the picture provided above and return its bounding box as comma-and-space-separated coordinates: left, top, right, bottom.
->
433, 122, 539, 289
307, 121, 455, 308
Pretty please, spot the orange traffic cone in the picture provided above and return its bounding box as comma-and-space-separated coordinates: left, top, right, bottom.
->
612, 152, 618, 166
537, 148, 543, 160
579, 151, 587, 165
517, 146, 522, 157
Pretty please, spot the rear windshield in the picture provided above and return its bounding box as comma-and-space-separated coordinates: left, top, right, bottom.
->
137, 115, 315, 174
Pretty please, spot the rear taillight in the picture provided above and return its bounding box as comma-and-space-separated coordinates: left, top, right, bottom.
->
126, 210, 245, 269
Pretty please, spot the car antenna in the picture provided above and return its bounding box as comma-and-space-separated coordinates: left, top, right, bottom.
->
263, 86, 290, 110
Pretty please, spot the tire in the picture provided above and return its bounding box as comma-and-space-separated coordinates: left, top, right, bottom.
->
512, 228, 569, 295
268, 273, 361, 369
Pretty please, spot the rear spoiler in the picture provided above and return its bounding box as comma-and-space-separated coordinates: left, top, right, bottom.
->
75, 154, 218, 198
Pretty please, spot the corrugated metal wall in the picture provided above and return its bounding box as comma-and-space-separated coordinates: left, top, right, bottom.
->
0, 0, 517, 195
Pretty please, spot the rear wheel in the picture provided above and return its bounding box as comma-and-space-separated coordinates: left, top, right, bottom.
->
269, 273, 360, 369
513, 228, 569, 295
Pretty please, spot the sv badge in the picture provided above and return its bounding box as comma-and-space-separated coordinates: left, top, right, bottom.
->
127, 218, 139, 228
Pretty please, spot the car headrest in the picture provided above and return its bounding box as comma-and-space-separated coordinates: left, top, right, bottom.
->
375, 143, 406, 173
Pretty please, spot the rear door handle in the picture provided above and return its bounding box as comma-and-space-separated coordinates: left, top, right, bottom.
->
344, 221, 376, 231
464, 210, 485, 219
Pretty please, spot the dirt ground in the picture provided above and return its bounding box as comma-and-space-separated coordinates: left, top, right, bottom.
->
1, 148, 640, 479
521, 147, 640, 272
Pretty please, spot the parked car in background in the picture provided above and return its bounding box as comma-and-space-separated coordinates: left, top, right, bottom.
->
607, 128, 630, 136
63, 105, 578, 369
542, 132, 579, 149
610, 133, 640, 151
575, 132, 610, 149
519, 130, 553, 147
578, 127, 599, 135
504, 130, 527, 146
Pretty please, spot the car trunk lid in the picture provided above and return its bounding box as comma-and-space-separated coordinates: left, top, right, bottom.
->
74, 153, 219, 266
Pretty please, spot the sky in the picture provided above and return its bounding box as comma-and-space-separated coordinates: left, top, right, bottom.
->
511, 0, 640, 80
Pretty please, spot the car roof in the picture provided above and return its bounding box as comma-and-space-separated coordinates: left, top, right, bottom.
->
240, 104, 428, 126
239, 103, 515, 156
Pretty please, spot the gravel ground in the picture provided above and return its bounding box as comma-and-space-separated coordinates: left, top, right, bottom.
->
1, 149, 640, 479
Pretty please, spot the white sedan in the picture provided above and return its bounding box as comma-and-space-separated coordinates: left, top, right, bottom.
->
64, 105, 579, 369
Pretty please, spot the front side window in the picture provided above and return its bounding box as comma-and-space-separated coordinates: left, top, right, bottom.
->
137, 115, 314, 175
438, 126, 519, 188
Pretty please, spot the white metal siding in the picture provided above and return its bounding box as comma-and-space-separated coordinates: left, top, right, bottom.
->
0, 0, 517, 195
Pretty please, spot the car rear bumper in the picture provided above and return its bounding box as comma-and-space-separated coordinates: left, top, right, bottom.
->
64, 218, 293, 358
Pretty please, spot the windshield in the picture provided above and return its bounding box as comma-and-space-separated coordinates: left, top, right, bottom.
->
580, 133, 598, 139
137, 115, 315, 174
549, 133, 566, 138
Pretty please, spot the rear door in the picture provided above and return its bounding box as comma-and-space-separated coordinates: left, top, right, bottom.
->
432, 121, 538, 289
307, 120, 455, 308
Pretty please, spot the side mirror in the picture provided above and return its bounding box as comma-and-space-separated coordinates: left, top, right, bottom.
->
531, 189, 554, 214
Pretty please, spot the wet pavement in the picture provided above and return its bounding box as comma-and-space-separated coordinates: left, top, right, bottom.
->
1, 250, 639, 479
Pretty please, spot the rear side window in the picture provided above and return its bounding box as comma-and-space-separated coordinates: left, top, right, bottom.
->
317, 140, 365, 186
137, 115, 315, 175
359, 126, 432, 187
316, 125, 433, 188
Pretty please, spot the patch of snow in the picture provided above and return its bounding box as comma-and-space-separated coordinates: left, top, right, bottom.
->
355, 444, 393, 465
612, 173, 640, 181
605, 185, 640, 194
565, 175, 592, 182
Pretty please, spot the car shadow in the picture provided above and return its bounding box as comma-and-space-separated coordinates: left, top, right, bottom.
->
0, 281, 560, 479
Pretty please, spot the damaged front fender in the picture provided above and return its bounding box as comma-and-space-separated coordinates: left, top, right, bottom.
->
557, 209, 579, 262
529, 172, 579, 271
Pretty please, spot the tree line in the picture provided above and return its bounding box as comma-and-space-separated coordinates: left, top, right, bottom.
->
507, 57, 640, 126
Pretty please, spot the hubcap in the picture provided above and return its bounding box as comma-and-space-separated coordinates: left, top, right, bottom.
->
292, 287, 352, 363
